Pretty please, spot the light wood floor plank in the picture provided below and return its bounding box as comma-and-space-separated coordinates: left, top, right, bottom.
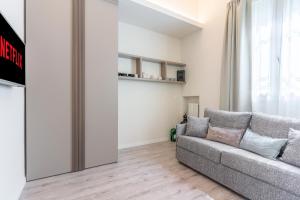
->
21, 142, 245, 200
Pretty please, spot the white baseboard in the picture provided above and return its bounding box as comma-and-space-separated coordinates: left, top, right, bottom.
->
118, 137, 169, 150
16, 176, 26, 200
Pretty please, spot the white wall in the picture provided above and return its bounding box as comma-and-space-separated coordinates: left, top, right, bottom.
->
146, 0, 200, 20
119, 22, 182, 61
182, 0, 228, 116
0, 0, 24, 40
0, 0, 26, 199
118, 22, 183, 149
118, 0, 228, 147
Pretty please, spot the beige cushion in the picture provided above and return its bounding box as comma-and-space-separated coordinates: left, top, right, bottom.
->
206, 125, 244, 147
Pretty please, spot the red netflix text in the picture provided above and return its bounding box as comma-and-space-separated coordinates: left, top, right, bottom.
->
0, 35, 23, 69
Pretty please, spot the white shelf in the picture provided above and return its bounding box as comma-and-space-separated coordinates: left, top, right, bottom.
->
119, 52, 186, 67
118, 76, 185, 85
119, 0, 204, 38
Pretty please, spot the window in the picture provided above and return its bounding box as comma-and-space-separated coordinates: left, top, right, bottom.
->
251, 0, 300, 117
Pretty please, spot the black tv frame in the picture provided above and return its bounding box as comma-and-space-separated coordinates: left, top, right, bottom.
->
0, 12, 25, 87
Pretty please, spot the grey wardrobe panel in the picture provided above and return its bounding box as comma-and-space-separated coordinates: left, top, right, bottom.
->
26, 0, 73, 180
85, 0, 118, 168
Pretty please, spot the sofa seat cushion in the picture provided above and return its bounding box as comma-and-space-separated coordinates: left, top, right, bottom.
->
221, 149, 300, 196
177, 135, 237, 164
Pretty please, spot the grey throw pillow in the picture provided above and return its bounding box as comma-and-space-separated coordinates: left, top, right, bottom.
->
176, 123, 187, 136
206, 125, 245, 147
240, 129, 288, 160
185, 116, 209, 138
280, 129, 300, 167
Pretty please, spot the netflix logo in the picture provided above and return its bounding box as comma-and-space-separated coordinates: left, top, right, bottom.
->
0, 35, 23, 69
0, 13, 25, 86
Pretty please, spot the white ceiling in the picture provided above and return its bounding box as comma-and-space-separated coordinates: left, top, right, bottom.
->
119, 0, 204, 38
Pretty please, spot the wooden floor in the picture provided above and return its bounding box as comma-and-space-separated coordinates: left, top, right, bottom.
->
21, 142, 244, 200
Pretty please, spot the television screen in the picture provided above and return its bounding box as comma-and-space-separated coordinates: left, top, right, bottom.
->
0, 13, 25, 86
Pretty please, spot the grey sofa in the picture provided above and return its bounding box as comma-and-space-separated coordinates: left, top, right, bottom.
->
176, 109, 300, 200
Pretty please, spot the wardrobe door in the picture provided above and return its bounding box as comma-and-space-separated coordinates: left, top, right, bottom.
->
85, 0, 118, 168
26, 0, 73, 180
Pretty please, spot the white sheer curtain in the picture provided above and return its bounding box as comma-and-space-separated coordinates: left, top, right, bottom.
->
251, 0, 300, 118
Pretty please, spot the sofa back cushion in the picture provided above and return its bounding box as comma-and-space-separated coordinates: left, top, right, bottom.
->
204, 108, 252, 129
251, 113, 300, 138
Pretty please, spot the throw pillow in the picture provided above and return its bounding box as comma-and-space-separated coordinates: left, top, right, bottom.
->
206, 125, 244, 147
240, 129, 288, 160
176, 123, 187, 136
280, 129, 300, 167
185, 116, 209, 138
